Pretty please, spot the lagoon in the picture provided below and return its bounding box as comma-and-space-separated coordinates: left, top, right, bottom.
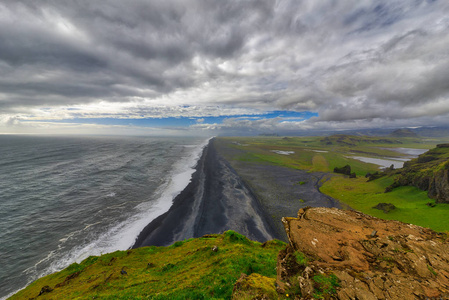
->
348, 147, 428, 169
348, 156, 408, 168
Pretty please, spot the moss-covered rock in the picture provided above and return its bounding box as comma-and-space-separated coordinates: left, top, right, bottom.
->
372, 202, 396, 213
232, 273, 278, 299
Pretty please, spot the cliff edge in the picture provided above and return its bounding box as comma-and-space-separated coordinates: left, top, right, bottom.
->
388, 144, 449, 203
10, 208, 449, 299
278, 207, 449, 299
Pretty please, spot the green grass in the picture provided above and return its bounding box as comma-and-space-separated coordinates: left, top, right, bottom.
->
320, 175, 449, 232
294, 251, 308, 266
10, 231, 286, 300
312, 273, 340, 299
427, 265, 438, 276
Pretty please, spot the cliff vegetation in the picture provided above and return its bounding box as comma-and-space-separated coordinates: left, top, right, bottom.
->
10, 231, 285, 300
386, 144, 449, 204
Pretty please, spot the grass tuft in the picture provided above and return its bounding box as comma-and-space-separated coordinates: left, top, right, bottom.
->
312, 273, 340, 299
224, 230, 251, 244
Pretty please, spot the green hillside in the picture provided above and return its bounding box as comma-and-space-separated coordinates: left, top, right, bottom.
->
10, 231, 285, 300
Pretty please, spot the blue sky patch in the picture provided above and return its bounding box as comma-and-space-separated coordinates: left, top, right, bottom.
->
25, 110, 318, 128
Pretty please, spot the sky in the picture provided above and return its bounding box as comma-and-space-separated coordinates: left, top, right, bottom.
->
1, 0, 449, 136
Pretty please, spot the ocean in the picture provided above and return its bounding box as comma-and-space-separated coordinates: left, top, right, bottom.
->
0, 135, 208, 299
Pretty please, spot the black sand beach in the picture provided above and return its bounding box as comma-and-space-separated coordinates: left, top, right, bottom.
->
133, 138, 343, 247
133, 139, 278, 247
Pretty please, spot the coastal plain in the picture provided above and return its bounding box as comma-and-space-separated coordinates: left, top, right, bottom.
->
215, 135, 449, 233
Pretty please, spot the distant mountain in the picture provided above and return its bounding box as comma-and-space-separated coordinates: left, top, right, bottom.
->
259, 133, 279, 136
389, 128, 418, 138
264, 126, 448, 138
320, 134, 398, 146
311, 126, 449, 138
413, 126, 449, 137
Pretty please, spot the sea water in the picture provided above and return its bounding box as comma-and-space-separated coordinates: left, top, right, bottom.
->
0, 135, 208, 299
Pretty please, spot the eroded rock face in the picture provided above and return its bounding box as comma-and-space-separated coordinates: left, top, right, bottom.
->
431, 168, 449, 203
393, 145, 449, 204
278, 207, 449, 299
396, 166, 449, 204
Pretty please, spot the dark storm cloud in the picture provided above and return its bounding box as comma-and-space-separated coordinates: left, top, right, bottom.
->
1, 0, 449, 132
0, 0, 274, 105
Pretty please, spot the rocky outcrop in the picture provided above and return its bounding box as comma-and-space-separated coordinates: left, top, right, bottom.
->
334, 164, 357, 178
334, 165, 351, 176
389, 144, 449, 203
277, 207, 449, 299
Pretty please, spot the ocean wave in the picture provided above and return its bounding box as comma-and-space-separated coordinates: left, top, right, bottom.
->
59, 138, 210, 258
2, 137, 212, 300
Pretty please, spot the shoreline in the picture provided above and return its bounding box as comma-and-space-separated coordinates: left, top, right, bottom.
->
132, 138, 278, 248
133, 137, 344, 247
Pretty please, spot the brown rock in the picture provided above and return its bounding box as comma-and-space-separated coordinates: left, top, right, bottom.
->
278, 207, 449, 299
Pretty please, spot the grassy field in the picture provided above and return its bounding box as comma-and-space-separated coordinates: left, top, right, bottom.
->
219, 135, 444, 175
10, 231, 286, 300
321, 176, 449, 232
218, 135, 449, 232
221, 140, 370, 175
